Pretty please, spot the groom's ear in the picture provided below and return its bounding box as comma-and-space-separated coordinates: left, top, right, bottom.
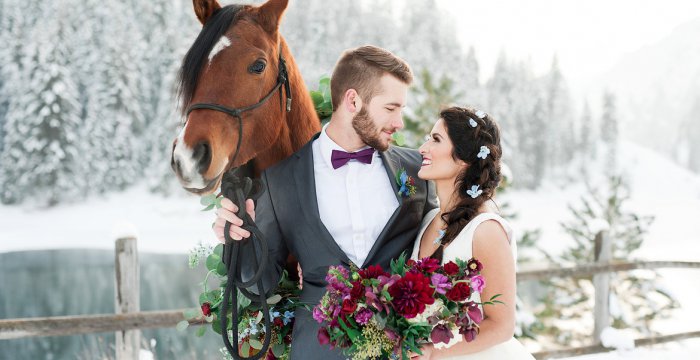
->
343, 89, 362, 114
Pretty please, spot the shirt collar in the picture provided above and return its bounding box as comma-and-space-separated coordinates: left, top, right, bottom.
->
319, 123, 376, 169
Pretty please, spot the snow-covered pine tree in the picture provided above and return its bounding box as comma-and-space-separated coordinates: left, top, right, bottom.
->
578, 101, 593, 177
535, 175, 678, 345
600, 91, 618, 176
0, 7, 84, 205
403, 69, 462, 148
543, 56, 575, 173
685, 96, 700, 173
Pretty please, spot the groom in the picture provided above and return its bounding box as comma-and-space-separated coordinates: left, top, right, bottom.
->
213, 45, 437, 359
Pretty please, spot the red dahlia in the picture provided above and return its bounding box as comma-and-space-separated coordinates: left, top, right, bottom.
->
446, 282, 471, 302
388, 272, 435, 318
359, 264, 388, 279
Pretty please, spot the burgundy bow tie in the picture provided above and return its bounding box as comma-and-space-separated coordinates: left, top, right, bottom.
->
330, 148, 375, 169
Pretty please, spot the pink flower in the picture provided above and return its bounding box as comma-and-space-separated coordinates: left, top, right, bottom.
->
471, 275, 486, 293
430, 273, 452, 295
355, 307, 374, 325
430, 324, 454, 345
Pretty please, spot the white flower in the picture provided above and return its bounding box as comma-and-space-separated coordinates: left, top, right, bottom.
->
408, 299, 445, 324
469, 118, 477, 128
477, 146, 490, 159
475, 110, 487, 119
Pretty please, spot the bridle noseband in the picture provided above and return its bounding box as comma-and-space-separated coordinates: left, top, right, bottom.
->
186, 49, 292, 360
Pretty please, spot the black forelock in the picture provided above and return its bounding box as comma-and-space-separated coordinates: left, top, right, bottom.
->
177, 5, 247, 116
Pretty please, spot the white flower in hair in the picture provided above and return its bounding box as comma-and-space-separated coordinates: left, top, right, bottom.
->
475, 110, 487, 119
469, 118, 477, 128
466, 185, 483, 199
477, 145, 490, 159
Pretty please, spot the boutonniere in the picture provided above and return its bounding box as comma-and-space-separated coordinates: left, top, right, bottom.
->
395, 168, 416, 198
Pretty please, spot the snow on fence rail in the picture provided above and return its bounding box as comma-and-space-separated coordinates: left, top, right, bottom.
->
0, 234, 698, 359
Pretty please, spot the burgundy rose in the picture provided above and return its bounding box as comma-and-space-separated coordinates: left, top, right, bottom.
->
388, 272, 435, 319
350, 280, 364, 301
265, 351, 277, 360
273, 317, 284, 327
443, 261, 460, 276
341, 298, 358, 314
446, 282, 471, 302
201, 302, 212, 317
317, 327, 331, 345
467, 258, 483, 276
359, 264, 388, 279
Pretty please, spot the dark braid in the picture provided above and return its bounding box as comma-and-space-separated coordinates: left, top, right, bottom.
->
432, 106, 502, 261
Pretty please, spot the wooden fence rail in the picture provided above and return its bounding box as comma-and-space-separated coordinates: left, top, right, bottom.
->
1, 235, 699, 359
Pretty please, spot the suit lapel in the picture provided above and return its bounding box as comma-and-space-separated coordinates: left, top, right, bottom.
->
293, 135, 352, 265
362, 147, 406, 267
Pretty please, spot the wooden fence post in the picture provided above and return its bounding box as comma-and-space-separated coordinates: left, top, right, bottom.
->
593, 230, 611, 342
115, 237, 140, 360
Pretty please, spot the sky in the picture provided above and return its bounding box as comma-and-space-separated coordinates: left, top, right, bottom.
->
435, 0, 700, 93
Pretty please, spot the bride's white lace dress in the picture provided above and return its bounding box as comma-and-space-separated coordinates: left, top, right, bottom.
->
410, 208, 535, 359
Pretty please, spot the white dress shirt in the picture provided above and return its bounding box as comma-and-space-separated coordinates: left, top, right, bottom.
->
312, 125, 399, 266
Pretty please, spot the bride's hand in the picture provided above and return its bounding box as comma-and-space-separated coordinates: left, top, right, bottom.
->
409, 344, 434, 360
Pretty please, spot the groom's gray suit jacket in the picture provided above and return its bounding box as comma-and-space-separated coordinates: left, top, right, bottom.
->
239, 132, 437, 360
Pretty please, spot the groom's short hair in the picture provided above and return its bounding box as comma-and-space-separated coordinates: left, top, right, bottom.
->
330, 45, 413, 111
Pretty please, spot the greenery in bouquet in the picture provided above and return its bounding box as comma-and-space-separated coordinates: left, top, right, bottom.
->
183, 238, 302, 359
313, 253, 503, 360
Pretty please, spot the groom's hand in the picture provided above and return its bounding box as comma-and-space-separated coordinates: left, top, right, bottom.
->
213, 198, 256, 243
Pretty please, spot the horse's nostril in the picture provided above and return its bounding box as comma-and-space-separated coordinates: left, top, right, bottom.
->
193, 141, 212, 174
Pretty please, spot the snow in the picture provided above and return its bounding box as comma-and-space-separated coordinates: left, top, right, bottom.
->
600, 327, 635, 351
559, 338, 700, 360
0, 183, 216, 254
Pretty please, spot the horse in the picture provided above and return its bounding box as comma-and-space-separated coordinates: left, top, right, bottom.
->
171, 0, 320, 195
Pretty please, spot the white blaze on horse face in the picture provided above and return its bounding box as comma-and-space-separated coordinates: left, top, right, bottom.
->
208, 36, 231, 65
173, 122, 207, 189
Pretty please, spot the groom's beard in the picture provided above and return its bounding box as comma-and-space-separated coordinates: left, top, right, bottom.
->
352, 107, 389, 151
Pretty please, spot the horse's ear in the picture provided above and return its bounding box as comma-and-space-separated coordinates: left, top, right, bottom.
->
193, 0, 222, 25
255, 0, 289, 33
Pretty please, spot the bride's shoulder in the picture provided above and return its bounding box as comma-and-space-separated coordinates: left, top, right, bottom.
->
469, 213, 512, 247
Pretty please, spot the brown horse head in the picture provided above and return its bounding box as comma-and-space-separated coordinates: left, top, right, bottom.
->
172, 0, 319, 195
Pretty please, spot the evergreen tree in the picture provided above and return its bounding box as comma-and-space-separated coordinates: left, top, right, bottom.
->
685, 96, 700, 173
543, 56, 575, 172
578, 101, 593, 176
535, 176, 678, 345
600, 91, 618, 175
0, 11, 84, 205
403, 69, 462, 148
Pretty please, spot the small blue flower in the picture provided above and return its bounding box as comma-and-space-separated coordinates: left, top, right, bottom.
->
269, 310, 280, 319
283, 310, 295, 325
477, 145, 490, 159
469, 118, 477, 128
396, 168, 416, 197
475, 109, 487, 119
466, 185, 483, 199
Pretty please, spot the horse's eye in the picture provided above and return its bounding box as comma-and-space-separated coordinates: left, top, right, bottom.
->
248, 60, 266, 74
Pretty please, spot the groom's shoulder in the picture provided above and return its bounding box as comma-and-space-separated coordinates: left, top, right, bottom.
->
261, 132, 319, 181
386, 145, 422, 166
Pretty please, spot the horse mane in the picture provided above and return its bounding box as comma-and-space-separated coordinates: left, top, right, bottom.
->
177, 5, 249, 116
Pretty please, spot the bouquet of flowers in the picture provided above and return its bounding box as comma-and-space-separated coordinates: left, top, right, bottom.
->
312, 253, 502, 360
183, 242, 302, 360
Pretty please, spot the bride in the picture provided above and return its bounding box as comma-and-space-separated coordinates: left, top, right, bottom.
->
409, 106, 534, 359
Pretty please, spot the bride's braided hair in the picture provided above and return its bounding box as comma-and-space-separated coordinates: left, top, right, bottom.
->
433, 106, 502, 261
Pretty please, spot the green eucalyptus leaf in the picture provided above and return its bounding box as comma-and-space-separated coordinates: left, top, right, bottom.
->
241, 341, 251, 357
176, 320, 189, 332
201, 204, 215, 212
267, 294, 282, 305
212, 318, 222, 335
183, 308, 200, 320
206, 253, 221, 272
249, 338, 263, 350
272, 343, 286, 357
200, 194, 217, 206
392, 132, 406, 146
195, 325, 206, 337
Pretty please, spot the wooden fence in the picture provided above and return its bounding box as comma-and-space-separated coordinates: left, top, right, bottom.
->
0, 235, 698, 359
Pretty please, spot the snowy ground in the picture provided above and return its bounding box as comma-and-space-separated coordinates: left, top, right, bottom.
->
1, 140, 699, 357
